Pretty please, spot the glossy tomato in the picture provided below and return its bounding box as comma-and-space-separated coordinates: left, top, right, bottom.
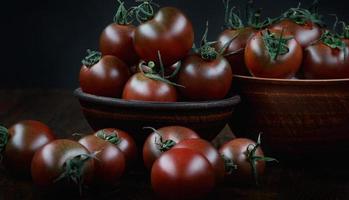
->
172, 138, 225, 183
95, 128, 137, 164
0, 120, 55, 175
143, 126, 199, 169
122, 72, 177, 102
245, 29, 303, 78
151, 148, 215, 200
133, 7, 194, 66
31, 139, 95, 192
79, 135, 125, 185
79, 50, 130, 97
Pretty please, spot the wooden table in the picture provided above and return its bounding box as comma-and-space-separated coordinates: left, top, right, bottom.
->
1, 90, 349, 200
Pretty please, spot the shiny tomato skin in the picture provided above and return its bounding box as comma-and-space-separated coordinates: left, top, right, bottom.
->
216, 27, 257, 75
151, 148, 215, 200
143, 126, 199, 169
178, 54, 233, 101
172, 138, 225, 183
303, 39, 349, 79
3, 120, 55, 175
95, 128, 137, 163
245, 30, 303, 78
79, 55, 130, 97
78, 135, 125, 185
270, 19, 322, 48
134, 7, 194, 67
219, 138, 265, 182
31, 139, 94, 188
122, 73, 177, 102
100, 24, 139, 66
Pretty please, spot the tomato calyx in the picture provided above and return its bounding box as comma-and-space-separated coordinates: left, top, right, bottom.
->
282, 2, 323, 26
223, 0, 243, 30
246, 134, 278, 186
113, 0, 133, 25
144, 127, 176, 152
81, 49, 102, 68
320, 30, 347, 50
262, 29, 292, 61
0, 126, 9, 157
340, 22, 349, 39
129, 0, 159, 24
221, 154, 238, 175
96, 130, 121, 145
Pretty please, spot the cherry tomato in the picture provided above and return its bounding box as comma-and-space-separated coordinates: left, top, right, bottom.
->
172, 138, 225, 183
31, 139, 95, 191
79, 50, 130, 98
151, 148, 215, 200
133, 7, 194, 67
0, 120, 55, 175
95, 128, 137, 164
143, 126, 199, 169
79, 135, 125, 185
178, 54, 232, 101
122, 72, 177, 102
245, 29, 303, 78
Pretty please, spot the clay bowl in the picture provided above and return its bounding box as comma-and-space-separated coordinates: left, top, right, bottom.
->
230, 75, 349, 157
74, 88, 241, 145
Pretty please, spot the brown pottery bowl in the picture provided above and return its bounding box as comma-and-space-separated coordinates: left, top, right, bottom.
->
74, 88, 241, 145
230, 75, 349, 157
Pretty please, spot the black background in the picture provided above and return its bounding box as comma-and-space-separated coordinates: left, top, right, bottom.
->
1, 0, 349, 89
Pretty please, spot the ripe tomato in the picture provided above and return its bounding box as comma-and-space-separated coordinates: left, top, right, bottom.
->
133, 7, 194, 67
79, 135, 125, 185
79, 50, 130, 98
303, 31, 349, 79
172, 138, 225, 183
31, 139, 95, 192
245, 29, 303, 78
95, 128, 137, 164
122, 72, 178, 102
99, 1, 139, 65
0, 120, 55, 175
151, 148, 215, 200
143, 126, 199, 169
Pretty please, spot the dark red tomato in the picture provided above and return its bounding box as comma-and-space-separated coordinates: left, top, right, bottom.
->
143, 126, 199, 169
95, 128, 137, 164
178, 54, 233, 101
219, 138, 265, 183
134, 7, 194, 67
216, 27, 257, 75
245, 29, 303, 78
79, 135, 125, 185
0, 120, 55, 175
303, 37, 349, 79
151, 148, 215, 200
31, 139, 95, 190
270, 19, 322, 48
100, 24, 139, 66
172, 138, 225, 183
122, 72, 177, 102
79, 51, 130, 98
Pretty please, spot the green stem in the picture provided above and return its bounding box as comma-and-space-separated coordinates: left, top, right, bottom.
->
221, 155, 238, 175
96, 130, 121, 145
113, 0, 131, 25
262, 29, 291, 61
143, 127, 176, 152
130, 0, 158, 24
81, 50, 102, 68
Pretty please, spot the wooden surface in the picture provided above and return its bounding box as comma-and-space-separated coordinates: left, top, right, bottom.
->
1, 90, 349, 200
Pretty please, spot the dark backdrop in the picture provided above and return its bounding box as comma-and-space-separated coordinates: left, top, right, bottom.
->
1, 0, 349, 89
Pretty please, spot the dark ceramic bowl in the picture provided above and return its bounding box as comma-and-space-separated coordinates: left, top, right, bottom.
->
230, 75, 349, 157
74, 88, 241, 145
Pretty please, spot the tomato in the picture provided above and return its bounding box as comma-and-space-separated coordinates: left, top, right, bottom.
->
219, 135, 277, 185
79, 135, 125, 185
95, 128, 137, 164
143, 126, 199, 169
172, 138, 225, 183
133, 7, 194, 67
151, 148, 215, 200
99, 1, 139, 65
31, 139, 95, 192
79, 50, 130, 98
303, 31, 349, 79
245, 29, 303, 78
122, 72, 177, 102
0, 120, 55, 175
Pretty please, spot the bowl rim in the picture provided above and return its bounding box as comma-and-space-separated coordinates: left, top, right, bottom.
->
74, 88, 241, 110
